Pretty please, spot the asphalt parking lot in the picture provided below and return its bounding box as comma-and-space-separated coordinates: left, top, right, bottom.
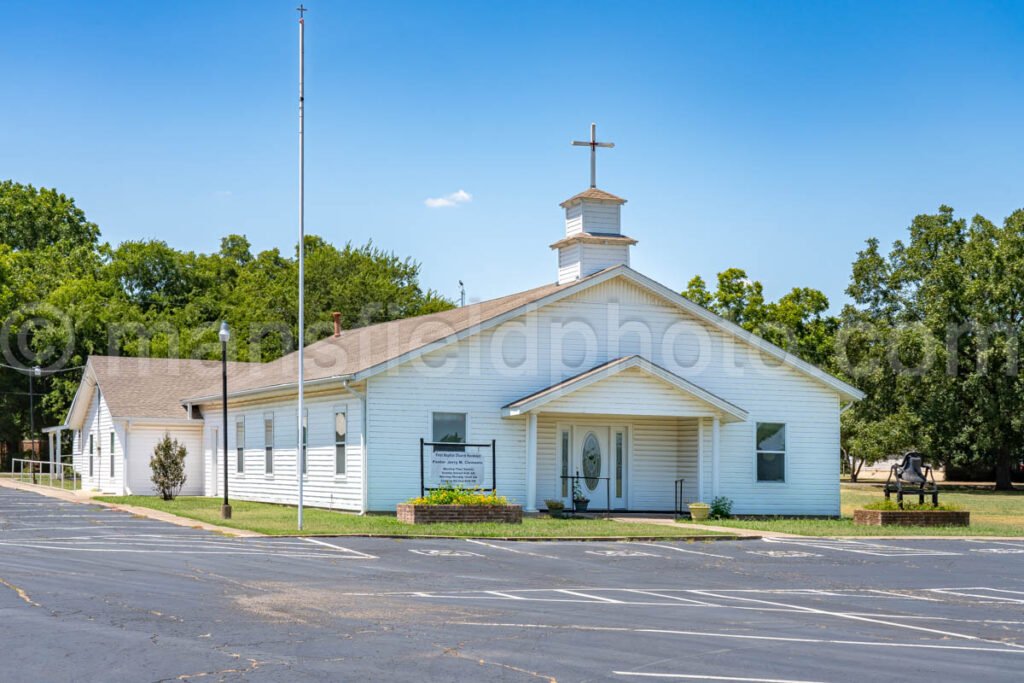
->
1, 486, 1022, 682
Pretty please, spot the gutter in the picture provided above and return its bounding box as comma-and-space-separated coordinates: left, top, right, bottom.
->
342, 380, 369, 515
184, 374, 354, 405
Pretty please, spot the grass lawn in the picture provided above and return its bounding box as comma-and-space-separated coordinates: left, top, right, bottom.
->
95, 495, 731, 539
690, 484, 1024, 536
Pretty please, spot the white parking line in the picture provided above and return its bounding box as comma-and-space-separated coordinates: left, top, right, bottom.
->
453, 622, 1024, 655
762, 537, 959, 557
628, 542, 733, 559
555, 589, 623, 603
929, 588, 1024, 604
613, 672, 828, 683
466, 539, 559, 559
689, 590, 1024, 650
621, 589, 716, 606
302, 537, 377, 559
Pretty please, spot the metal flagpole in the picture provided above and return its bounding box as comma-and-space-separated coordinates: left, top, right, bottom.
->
296, 4, 306, 530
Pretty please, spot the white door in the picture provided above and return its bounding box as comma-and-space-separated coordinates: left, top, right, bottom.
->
573, 426, 610, 511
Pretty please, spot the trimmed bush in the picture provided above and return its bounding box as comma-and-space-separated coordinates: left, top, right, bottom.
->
150, 434, 187, 501
863, 500, 961, 512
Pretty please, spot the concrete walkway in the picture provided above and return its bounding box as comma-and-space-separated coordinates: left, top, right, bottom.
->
0, 477, 262, 537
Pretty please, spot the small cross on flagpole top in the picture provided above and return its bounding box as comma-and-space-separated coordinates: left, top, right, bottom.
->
571, 122, 614, 189
297, 4, 308, 18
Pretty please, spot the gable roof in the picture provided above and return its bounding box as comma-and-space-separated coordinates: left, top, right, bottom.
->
185, 264, 864, 404
502, 355, 749, 422
65, 356, 260, 427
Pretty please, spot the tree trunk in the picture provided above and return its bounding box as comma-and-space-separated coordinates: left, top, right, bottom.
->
994, 446, 1015, 491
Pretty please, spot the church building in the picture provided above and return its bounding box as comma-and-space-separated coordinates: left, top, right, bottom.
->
60, 128, 862, 516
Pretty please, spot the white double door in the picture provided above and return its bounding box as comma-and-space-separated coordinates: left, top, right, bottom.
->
559, 424, 627, 511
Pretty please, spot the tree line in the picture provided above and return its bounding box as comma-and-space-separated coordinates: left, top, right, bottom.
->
0, 181, 452, 459
2, 181, 1022, 487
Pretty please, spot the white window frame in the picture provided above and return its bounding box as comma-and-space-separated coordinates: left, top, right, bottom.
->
754, 422, 787, 484
235, 416, 245, 474
334, 408, 347, 477
430, 411, 468, 448
264, 413, 274, 476
109, 431, 116, 478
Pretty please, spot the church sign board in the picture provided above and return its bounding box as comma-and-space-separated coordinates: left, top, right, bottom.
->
419, 439, 497, 496
429, 450, 485, 488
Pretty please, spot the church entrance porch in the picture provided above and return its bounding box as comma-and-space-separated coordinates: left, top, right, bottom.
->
539, 415, 702, 513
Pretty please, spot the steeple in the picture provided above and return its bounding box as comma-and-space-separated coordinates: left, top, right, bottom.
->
553, 125, 637, 284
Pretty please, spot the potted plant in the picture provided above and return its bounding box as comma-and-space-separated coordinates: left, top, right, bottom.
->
544, 499, 566, 518
572, 480, 590, 512
688, 502, 710, 521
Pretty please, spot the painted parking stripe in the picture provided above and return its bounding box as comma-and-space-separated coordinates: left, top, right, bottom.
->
453, 622, 1024, 655
555, 589, 623, 603
762, 537, 959, 557
689, 590, 1024, 650
621, 589, 716, 606
628, 542, 732, 559
302, 537, 377, 559
929, 588, 1024, 604
466, 539, 559, 559
613, 672, 828, 682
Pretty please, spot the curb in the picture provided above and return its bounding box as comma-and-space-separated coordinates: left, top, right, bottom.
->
261, 533, 758, 542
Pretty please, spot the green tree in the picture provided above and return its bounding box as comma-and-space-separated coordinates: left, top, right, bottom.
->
844, 206, 1024, 489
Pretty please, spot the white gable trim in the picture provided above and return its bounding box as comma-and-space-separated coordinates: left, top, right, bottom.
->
502, 355, 749, 422
353, 265, 864, 402
616, 267, 865, 402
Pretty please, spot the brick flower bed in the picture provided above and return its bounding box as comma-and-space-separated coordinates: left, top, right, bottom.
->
397, 503, 523, 525
853, 509, 970, 527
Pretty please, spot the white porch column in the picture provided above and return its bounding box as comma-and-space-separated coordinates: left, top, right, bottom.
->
526, 413, 538, 512
697, 418, 705, 503
711, 416, 720, 499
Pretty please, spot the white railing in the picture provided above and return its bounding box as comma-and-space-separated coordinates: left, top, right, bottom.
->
8, 458, 79, 491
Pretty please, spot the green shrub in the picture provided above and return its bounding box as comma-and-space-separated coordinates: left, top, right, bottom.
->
150, 434, 187, 501
862, 500, 962, 512
407, 485, 509, 506
710, 496, 733, 519
544, 499, 565, 511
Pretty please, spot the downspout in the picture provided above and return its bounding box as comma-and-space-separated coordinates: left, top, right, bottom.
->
342, 380, 368, 515
840, 401, 854, 414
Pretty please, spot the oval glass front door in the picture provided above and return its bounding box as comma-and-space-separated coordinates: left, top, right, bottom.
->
582, 432, 601, 490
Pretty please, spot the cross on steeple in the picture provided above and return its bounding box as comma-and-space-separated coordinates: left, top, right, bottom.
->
571, 122, 615, 189
296, 4, 308, 18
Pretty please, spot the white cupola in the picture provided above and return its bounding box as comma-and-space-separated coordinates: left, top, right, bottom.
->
553, 124, 637, 284
552, 189, 636, 284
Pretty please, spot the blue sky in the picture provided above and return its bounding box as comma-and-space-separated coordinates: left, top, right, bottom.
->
3, 0, 1023, 310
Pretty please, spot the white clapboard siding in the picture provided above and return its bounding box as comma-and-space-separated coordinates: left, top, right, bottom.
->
365, 273, 842, 515
578, 243, 630, 278
539, 367, 721, 418
580, 201, 621, 234
205, 394, 364, 511
558, 243, 582, 283
565, 203, 584, 236
75, 389, 123, 494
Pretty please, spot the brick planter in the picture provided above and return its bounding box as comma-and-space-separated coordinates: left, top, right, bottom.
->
853, 508, 970, 527
397, 503, 523, 525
